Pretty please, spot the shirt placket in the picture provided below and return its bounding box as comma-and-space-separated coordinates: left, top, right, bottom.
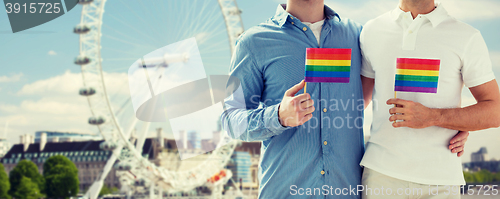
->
291, 16, 331, 178
319, 81, 330, 181
320, 21, 333, 179
297, 20, 321, 47
319, 20, 331, 49
402, 14, 425, 51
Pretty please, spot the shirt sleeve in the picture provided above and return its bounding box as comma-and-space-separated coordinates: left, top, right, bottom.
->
462, 32, 496, 88
359, 29, 375, 79
220, 38, 290, 142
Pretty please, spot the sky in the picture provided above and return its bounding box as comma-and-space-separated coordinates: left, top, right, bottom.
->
0, 0, 499, 162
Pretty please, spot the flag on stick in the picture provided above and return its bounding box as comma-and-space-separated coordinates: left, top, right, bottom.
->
305, 48, 352, 83
394, 58, 440, 93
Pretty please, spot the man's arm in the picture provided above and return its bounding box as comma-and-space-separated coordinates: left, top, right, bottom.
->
361, 76, 374, 109
221, 39, 314, 142
364, 75, 468, 156
220, 40, 287, 142
388, 80, 500, 131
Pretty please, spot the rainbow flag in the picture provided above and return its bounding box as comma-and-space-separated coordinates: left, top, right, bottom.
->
305, 48, 351, 83
395, 58, 440, 93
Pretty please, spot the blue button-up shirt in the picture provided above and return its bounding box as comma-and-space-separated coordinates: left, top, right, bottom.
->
221, 4, 364, 198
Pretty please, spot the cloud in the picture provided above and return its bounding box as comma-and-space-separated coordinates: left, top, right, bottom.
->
363, 102, 373, 136
1, 71, 131, 144
0, 104, 17, 113
461, 95, 477, 107
325, 0, 500, 25
0, 97, 94, 143
20, 99, 88, 115
490, 51, 500, 68
195, 32, 210, 45
0, 73, 23, 83
47, 50, 57, 56
440, 0, 500, 22
17, 70, 82, 95
18, 70, 129, 96
325, 0, 395, 24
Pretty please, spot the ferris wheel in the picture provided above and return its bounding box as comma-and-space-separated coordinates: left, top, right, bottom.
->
73, 0, 245, 198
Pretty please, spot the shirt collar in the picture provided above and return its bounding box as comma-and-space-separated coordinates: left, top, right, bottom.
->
391, 1, 449, 27
274, 4, 340, 27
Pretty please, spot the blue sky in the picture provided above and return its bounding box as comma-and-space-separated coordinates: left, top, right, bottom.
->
0, 0, 499, 162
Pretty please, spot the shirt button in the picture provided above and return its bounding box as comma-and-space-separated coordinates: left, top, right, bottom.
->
323, 108, 327, 113
291, 22, 294, 25
323, 141, 327, 145
290, 16, 294, 19
321, 170, 325, 175
408, 30, 413, 34
303, 27, 307, 31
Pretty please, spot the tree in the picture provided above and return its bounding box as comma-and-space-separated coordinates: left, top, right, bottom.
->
99, 185, 118, 197
463, 171, 475, 183
494, 172, 500, 182
43, 155, 79, 199
0, 163, 10, 199
473, 169, 493, 183
99, 185, 110, 197
8, 160, 44, 198
12, 176, 42, 199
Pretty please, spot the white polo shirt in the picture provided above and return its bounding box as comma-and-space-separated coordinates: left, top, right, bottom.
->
360, 2, 495, 185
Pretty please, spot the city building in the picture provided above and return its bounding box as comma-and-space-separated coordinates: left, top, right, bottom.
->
0, 138, 11, 158
178, 130, 188, 149
188, 131, 201, 149
471, 147, 489, 162
34, 131, 101, 143
1, 133, 160, 192
230, 142, 260, 190
463, 147, 500, 172
158, 137, 261, 193
227, 151, 252, 185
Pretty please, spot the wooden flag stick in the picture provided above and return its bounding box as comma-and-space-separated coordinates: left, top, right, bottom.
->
394, 91, 397, 124
304, 82, 307, 94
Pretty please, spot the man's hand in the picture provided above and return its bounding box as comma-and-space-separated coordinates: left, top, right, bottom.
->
449, 131, 469, 157
278, 80, 315, 127
387, 98, 440, 128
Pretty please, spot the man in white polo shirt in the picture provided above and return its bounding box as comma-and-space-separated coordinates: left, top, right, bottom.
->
360, 0, 500, 198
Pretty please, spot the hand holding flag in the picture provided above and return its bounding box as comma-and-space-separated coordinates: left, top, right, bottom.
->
390, 58, 441, 127
278, 80, 315, 127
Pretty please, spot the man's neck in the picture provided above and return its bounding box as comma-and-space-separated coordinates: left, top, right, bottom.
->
399, 0, 435, 19
286, 0, 325, 23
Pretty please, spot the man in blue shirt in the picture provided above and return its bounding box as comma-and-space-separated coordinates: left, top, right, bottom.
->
221, 0, 364, 198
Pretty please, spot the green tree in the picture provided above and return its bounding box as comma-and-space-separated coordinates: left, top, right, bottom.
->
110, 187, 118, 193
11, 176, 42, 199
43, 155, 79, 199
0, 163, 10, 199
475, 170, 493, 183
8, 160, 44, 197
99, 185, 118, 197
99, 185, 110, 197
493, 172, 500, 182
463, 171, 475, 183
